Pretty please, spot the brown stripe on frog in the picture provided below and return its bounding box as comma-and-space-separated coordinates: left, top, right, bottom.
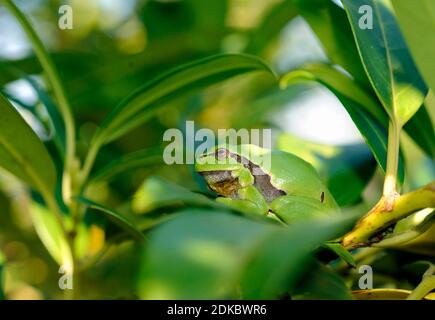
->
222, 148, 286, 202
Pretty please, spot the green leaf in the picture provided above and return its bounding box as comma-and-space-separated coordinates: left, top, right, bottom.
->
2, 0, 75, 167
132, 176, 222, 214
280, 67, 405, 182
392, 0, 435, 95
245, 0, 298, 54
342, 0, 427, 126
280, 63, 387, 124
75, 197, 146, 242
0, 93, 57, 193
95, 54, 275, 145
294, 0, 370, 86
90, 147, 164, 183
137, 210, 357, 299
374, 209, 435, 249
352, 288, 413, 300
0, 250, 5, 300
25, 76, 66, 157
340, 95, 405, 183
29, 202, 73, 269
322, 243, 356, 267
0, 63, 66, 156
403, 105, 435, 158
239, 214, 357, 299
137, 210, 275, 299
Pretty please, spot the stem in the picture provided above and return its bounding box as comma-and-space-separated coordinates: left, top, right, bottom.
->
2, 0, 81, 298
2, 0, 76, 204
342, 181, 435, 249
80, 138, 102, 188
383, 120, 401, 196
407, 276, 435, 300
38, 187, 78, 299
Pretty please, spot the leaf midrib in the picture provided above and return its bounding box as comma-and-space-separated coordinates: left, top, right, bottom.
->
373, 1, 396, 121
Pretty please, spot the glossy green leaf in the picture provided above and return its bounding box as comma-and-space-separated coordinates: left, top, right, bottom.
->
342, 0, 427, 126
294, 0, 369, 86
0, 64, 65, 156
280, 67, 405, 182
322, 243, 356, 267
281, 64, 387, 123
132, 176, 222, 214
2, 0, 75, 166
0, 93, 57, 193
403, 105, 435, 158
374, 209, 435, 249
341, 95, 404, 183
29, 202, 73, 268
90, 147, 164, 183
239, 213, 357, 299
393, 0, 435, 95
25, 76, 66, 157
75, 197, 145, 242
352, 288, 412, 300
138, 210, 357, 299
94, 54, 275, 145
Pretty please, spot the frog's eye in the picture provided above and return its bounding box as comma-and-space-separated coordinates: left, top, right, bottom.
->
215, 148, 229, 160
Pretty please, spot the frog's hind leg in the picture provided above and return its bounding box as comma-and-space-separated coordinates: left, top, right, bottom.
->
270, 195, 335, 224
216, 184, 269, 216
216, 197, 265, 216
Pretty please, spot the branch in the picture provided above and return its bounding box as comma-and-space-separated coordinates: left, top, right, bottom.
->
342, 181, 435, 249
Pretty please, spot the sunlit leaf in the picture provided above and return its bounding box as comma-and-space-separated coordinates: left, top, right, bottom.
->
393, 0, 435, 95
353, 288, 434, 300
352, 289, 412, 300
94, 54, 275, 145
403, 104, 435, 158
294, 0, 369, 86
280, 68, 405, 182
0, 93, 57, 193
138, 210, 357, 299
132, 176, 222, 214
239, 213, 357, 299
25, 76, 66, 157
292, 0, 434, 156
374, 209, 435, 249
2, 0, 74, 154
281, 63, 387, 125
342, 0, 427, 126
29, 202, 73, 269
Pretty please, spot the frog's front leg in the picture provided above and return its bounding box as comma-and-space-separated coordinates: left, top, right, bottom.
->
270, 195, 337, 224
216, 184, 269, 216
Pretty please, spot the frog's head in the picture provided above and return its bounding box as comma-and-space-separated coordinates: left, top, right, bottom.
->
195, 147, 248, 198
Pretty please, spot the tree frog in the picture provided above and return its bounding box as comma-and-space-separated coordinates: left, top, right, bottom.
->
195, 144, 339, 224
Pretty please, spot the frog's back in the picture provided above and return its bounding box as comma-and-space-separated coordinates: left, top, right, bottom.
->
268, 150, 322, 195
269, 150, 337, 208
226, 145, 336, 207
